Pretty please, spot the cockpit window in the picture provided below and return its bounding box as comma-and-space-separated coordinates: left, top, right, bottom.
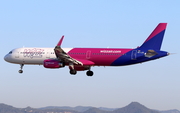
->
9, 51, 12, 54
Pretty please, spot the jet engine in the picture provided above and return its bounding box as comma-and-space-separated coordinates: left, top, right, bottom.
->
43, 59, 65, 68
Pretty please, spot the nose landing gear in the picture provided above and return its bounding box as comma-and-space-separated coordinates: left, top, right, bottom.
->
18, 64, 24, 73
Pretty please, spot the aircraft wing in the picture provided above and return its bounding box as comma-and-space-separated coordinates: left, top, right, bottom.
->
74, 58, 95, 65
54, 36, 83, 65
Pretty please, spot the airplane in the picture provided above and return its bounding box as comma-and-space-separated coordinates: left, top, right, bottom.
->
4, 23, 169, 76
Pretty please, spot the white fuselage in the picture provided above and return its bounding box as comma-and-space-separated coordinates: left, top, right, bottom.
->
4, 48, 72, 65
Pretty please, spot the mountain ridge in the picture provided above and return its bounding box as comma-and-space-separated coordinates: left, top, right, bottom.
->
0, 102, 179, 113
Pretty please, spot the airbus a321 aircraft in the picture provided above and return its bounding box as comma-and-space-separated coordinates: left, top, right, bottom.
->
4, 23, 169, 76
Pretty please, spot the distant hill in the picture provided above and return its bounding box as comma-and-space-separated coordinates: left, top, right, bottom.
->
40, 106, 117, 112
0, 103, 22, 113
99, 107, 117, 111
40, 105, 93, 112
160, 109, 180, 113
0, 104, 78, 113
0, 102, 179, 113
113, 102, 160, 113
83, 107, 109, 113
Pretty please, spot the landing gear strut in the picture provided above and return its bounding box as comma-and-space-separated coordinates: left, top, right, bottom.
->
18, 64, 24, 73
69, 63, 77, 75
86, 70, 93, 76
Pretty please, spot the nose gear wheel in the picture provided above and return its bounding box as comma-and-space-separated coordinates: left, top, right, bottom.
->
18, 64, 24, 73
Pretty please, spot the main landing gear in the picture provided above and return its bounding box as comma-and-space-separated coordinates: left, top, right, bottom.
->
69, 63, 77, 75
69, 69, 94, 76
18, 64, 24, 73
86, 70, 93, 76
69, 69, 77, 75
69, 63, 95, 76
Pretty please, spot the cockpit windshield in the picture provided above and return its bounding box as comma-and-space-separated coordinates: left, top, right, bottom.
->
9, 51, 12, 54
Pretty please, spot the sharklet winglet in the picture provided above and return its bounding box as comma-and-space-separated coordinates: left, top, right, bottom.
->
57, 35, 64, 47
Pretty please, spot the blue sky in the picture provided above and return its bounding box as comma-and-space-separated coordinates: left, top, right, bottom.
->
1, 0, 180, 110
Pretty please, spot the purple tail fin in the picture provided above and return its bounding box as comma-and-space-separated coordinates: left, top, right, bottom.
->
140, 23, 167, 50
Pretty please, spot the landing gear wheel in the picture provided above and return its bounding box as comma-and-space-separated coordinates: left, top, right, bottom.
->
86, 70, 93, 76
70, 70, 77, 75
19, 64, 24, 74
18, 70, 23, 73
61, 62, 65, 67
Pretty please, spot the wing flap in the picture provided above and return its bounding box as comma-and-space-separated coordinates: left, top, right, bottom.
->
74, 59, 95, 66
54, 36, 83, 65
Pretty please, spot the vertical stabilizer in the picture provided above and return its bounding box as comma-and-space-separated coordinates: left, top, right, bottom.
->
140, 23, 167, 50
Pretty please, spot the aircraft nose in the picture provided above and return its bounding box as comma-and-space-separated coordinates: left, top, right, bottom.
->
4, 54, 9, 62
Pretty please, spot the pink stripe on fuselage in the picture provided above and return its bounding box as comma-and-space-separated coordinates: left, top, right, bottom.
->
144, 23, 167, 43
68, 48, 132, 66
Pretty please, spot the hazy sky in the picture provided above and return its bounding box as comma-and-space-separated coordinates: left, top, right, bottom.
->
1, 0, 180, 111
